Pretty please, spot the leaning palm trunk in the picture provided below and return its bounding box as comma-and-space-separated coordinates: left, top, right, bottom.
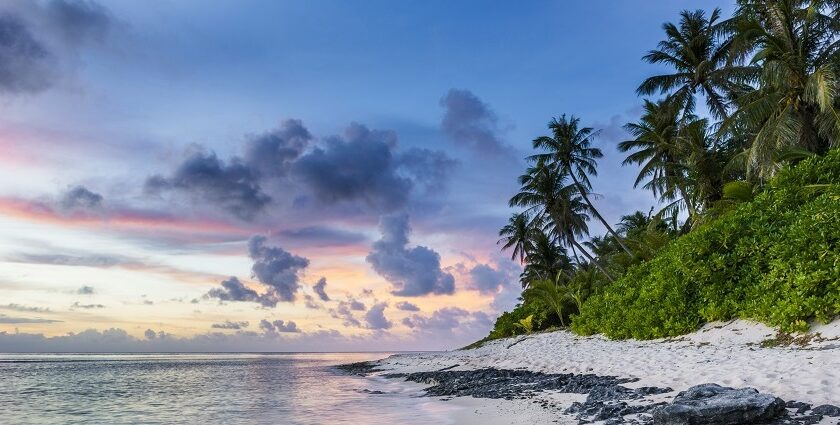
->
572, 240, 614, 282
569, 173, 633, 256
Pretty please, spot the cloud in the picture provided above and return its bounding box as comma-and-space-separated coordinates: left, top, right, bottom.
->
366, 214, 455, 296
206, 277, 278, 307
248, 236, 309, 303
278, 226, 367, 247
440, 89, 514, 157
59, 186, 103, 212
312, 277, 329, 301
396, 148, 459, 194
1, 303, 50, 313
402, 307, 492, 334
329, 300, 363, 327
243, 119, 312, 178
293, 123, 411, 211
211, 320, 249, 330
145, 151, 270, 221
8, 252, 123, 267
0, 0, 112, 94
468, 263, 507, 294
259, 319, 299, 333
395, 301, 420, 312
364, 302, 392, 330
0, 314, 61, 324
70, 302, 104, 309
0, 13, 53, 93
77, 285, 95, 294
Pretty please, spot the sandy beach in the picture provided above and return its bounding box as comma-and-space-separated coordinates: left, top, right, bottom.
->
360, 320, 840, 424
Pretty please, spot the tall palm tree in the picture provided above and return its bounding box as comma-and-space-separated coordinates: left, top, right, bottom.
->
638, 8, 754, 119
531, 115, 633, 256
498, 212, 534, 264
520, 231, 573, 287
509, 161, 615, 281
620, 99, 702, 219
723, 0, 840, 180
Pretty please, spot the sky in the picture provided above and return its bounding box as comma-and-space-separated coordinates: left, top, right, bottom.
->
0, 0, 732, 352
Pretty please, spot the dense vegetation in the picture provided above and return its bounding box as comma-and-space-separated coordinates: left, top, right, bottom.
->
487, 0, 840, 341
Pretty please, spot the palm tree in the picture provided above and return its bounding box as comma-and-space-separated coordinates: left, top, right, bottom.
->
498, 212, 534, 264
723, 0, 840, 180
523, 276, 571, 327
520, 230, 573, 287
620, 99, 700, 219
531, 115, 633, 256
638, 8, 754, 119
509, 161, 615, 282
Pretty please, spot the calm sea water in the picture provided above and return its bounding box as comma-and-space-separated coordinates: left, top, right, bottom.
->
0, 353, 457, 424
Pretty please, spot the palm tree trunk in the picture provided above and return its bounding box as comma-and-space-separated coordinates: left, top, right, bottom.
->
569, 173, 633, 256
677, 185, 698, 220
572, 240, 614, 282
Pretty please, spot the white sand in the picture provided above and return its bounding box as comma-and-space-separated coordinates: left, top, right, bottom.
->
372, 319, 840, 422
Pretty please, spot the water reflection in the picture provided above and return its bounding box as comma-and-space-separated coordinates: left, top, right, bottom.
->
0, 353, 455, 425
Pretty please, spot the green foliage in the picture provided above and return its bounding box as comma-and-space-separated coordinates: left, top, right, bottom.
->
515, 315, 535, 334
572, 151, 840, 339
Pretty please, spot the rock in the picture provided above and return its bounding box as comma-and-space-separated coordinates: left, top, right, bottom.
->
652, 383, 785, 425
785, 401, 812, 414
812, 404, 840, 417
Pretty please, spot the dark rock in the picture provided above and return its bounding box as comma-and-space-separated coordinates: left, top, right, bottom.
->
652, 383, 785, 425
812, 404, 840, 417
785, 401, 812, 414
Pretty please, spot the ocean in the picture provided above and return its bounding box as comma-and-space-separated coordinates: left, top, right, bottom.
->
0, 353, 458, 424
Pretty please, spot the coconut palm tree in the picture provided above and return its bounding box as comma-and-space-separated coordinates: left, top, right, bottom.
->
620, 99, 700, 219
638, 8, 754, 119
520, 231, 573, 287
723, 0, 840, 180
498, 212, 534, 264
509, 161, 615, 281
523, 276, 571, 327
530, 115, 633, 256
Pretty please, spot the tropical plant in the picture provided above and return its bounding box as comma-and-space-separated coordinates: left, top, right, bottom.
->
531, 115, 634, 256
523, 277, 571, 327
498, 212, 535, 264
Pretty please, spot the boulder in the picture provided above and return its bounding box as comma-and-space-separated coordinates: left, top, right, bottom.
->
812, 404, 840, 417
652, 383, 785, 425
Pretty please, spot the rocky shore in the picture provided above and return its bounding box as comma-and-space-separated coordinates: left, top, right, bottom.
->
337, 321, 840, 424
338, 361, 839, 424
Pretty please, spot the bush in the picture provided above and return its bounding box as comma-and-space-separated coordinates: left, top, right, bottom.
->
572, 150, 840, 339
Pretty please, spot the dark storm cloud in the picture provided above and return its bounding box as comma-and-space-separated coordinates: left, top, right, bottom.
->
211, 320, 249, 330
0, 0, 112, 94
259, 319, 299, 333
243, 119, 312, 178
206, 277, 279, 307
440, 89, 514, 157
396, 148, 459, 194
0, 314, 60, 324
59, 185, 103, 211
364, 302, 392, 330
0, 13, 52, 93
278, 226, 367, 247
145, 151, 270, 221
293, 123, 411, 211
248, 236, 309, 303
394, 301, 420, 312
366, 214, 455, 297
312, 277, 329, 301
468, 263, 507, 294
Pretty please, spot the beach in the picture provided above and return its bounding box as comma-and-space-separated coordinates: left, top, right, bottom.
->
352, 320, 840, 424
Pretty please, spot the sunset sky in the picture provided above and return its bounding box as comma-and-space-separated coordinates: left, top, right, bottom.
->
0, 0, 730, 352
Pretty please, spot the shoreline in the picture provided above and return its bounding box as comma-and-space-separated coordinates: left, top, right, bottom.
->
341, 320, 840, 424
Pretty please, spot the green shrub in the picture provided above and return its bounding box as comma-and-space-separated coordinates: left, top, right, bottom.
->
572, 150, 840, 339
